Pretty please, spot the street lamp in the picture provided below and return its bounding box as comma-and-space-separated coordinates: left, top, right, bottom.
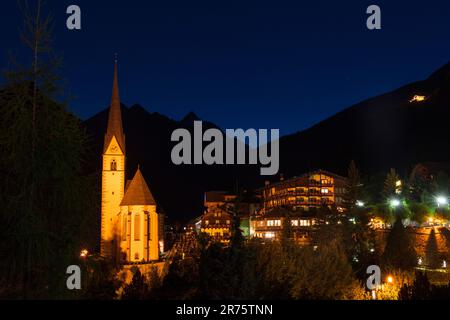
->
387, 275, 394, 284
436, 196, 448, 207
356, 200, 365, 207
80, 249, 88, 258
389, 199, 401, 208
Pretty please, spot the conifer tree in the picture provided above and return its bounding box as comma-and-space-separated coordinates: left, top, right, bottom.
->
383, 168, 401, 200
0, 1, 95, 298
122, 269, 150, 300
425, 229, 440, 269
343, 160, 363, 212
382, 219, 417, 270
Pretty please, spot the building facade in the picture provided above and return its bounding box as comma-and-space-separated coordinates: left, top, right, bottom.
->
100, 60, 162, 263
262, 170, 347, 212
253, 170, 347, 244
200, 191, 234, 242
251, 209, 317, 244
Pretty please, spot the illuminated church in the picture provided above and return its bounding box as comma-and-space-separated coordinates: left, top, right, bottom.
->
100, 60, 161, 263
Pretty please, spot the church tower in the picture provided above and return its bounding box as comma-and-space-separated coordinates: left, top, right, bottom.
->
101, 60, 126, 258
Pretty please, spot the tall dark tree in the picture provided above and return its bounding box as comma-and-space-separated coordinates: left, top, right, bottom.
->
343, 160, 363, 212
122, 269, 150, 300
0, 1, 96, 298
425, 229, 440, 269
382, 219, 417, 270
398, 272, 432, 300
383, 168, 401, 200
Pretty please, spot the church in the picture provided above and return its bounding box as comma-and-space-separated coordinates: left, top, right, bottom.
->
100, 60, 162, 263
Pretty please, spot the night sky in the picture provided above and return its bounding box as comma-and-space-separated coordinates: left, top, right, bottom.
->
1, 0, 450, 136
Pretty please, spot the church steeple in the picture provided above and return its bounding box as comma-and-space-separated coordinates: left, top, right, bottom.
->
104, 58, 125, 153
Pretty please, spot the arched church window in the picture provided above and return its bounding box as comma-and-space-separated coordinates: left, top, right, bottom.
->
134, 214, 140, 241
111, 159, 117, 171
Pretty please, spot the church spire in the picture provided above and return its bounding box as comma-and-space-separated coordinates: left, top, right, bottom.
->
104, 57, 125, 153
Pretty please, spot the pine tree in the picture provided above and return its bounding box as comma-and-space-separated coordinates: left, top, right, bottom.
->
343, 160, 363, 212
382, 219, 417, 270
411, 272, 431, 300
425, 229, 440, 269
0, 1, 96, 298
122, 269, 150, 300
383, 168, 400, 200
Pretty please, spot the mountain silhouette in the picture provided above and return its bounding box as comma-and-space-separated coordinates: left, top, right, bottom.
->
84, 104, 261, 223
84, 61, 450, 223
277, 61, 450, 179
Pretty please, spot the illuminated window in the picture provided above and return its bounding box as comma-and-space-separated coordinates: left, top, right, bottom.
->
265, 232, 275, 239
226, 220, 230, 224
291, 220, 299, 226
299, 219, 311, 227
215, 220, 220, 224
321, 188, 329, 194
134, 214, 140, 241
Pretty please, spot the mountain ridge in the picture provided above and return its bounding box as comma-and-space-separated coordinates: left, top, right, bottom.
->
84, 61, 450, 222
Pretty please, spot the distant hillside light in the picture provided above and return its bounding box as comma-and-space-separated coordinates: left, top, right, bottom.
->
409, 95, 427, 103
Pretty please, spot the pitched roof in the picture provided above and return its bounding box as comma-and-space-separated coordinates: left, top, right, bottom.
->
104, 60, 126, 153
120, 167, 156, 206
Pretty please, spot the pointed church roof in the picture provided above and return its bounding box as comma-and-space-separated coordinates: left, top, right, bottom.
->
120, 167, 156, 206
104, 59, 126, 153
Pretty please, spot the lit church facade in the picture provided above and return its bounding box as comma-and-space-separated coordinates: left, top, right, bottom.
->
100, 61, 161, 263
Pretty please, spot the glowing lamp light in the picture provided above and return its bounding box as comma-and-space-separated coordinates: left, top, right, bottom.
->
389, 199, 401, 208
387, 276, 394, 284
356, 200, 365, 207
436, 196, 448, 206
80, 249, 88, 258
409, 95, 426, 103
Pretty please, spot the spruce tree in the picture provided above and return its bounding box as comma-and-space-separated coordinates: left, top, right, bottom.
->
122, 269, 150, 300
343, 160, 363, 212
382, 219, 417, 270
0, 1, 95, 298
383, 168, 400, 200
425, 229, 440, 269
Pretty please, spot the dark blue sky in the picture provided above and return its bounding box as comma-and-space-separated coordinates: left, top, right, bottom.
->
1, 0, 450, 136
